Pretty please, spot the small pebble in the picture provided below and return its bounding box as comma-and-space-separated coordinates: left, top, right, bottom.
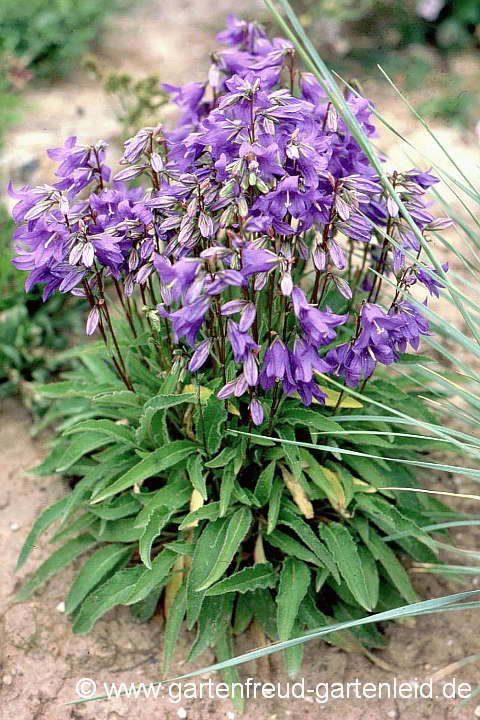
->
305, 696, 314, 704
177, 709, 187, 719
227, 713, 235, 720
2, 675, 13, 686
447, 639, 454, 647
386, 711, 398, 719
474, 706, 480, 719
424, 663, 431, 670
56, 601, 65, 613
10, 522, 20, 532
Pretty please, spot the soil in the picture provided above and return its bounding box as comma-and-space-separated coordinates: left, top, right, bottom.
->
1, 1, 480, 718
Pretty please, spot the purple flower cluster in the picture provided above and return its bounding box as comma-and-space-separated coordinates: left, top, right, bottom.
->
8, 15, 452, 424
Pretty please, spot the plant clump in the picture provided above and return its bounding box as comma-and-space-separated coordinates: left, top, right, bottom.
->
10, 13, 458, 696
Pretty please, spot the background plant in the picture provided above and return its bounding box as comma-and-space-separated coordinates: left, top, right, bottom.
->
9, 7, 480, 713
0, 0, 132, 81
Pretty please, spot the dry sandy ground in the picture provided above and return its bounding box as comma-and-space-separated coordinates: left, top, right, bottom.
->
1, 1, 480, 718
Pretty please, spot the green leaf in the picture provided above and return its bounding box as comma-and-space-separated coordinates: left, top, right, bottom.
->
318, 522, 373, 611
49, 512, 97, 544
187, 453, 208, 501
220, 462, 235, 517
354, 518, 417, 604
233, 481, 261, 508
16, 497, 69, 571
276, 558, 310, 643
254, 460, 276, 506
344, 455, 392, 489
280, 407, 343, 433
205, 562, 278, 596
88, 494, 142, 520
205, 446, 237, 468
125, 548, 178, 606
202, 394, 228, 455
252, 587, 278, 639
233, 594, 254, 634
355, 495, 431, 545
65, 544, 133, 614
72, 566, 145, 634
32, 381, 91, 398
129, 585, 163, 622
188, 594, 233, 663
278, 504, 340, 582
187, 517, 229, 629
299, 590, 354, 650
196, 508, 252, 592
92, 517, 143, 543
179, 502, 221, 529
135, 480, 191, 527
90, 441, 198, 504
284, 620, 304, 677
276, 425, 302, 479
28, 443, 69, 476
94, 390, 146, 407
215, 627, 245, 715
265, 530, 323, 566
358, 546, 379, 610
267, 477, 284, 534
63, 419, 135, 446
16, 535, 98, 602
56, 432, 114, 472
136, 394, 195, 447
164, 584, 187, 674
139, 507, 174, 568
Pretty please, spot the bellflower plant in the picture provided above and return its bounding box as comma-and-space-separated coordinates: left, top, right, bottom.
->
11, 13, 474, 708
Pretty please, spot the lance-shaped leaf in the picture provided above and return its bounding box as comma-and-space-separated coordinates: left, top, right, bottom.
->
278, 503, 340, 582
65, 544, 133, 614
354, 518, 417, 603
16, 497, 69, 571
318, 522, 373, 611
139, 507, 174, 568
136, 393, 195, 446
72, 565, 145, 634
276, 557, 310, 642
63, 419, 136, 446
16, 534, 97, 602
125, 548, 178, 606
196, 508, 252, 592
254, 460, 276, 506
201, 394, 228, 455
187, 517, 230, 628
187, 453, 208, 501
205, 562, 278, 596
164, 584, 187, 674
90, 441, 198, 504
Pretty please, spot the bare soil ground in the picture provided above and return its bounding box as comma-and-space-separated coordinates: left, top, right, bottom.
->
1, 1, 480, 718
